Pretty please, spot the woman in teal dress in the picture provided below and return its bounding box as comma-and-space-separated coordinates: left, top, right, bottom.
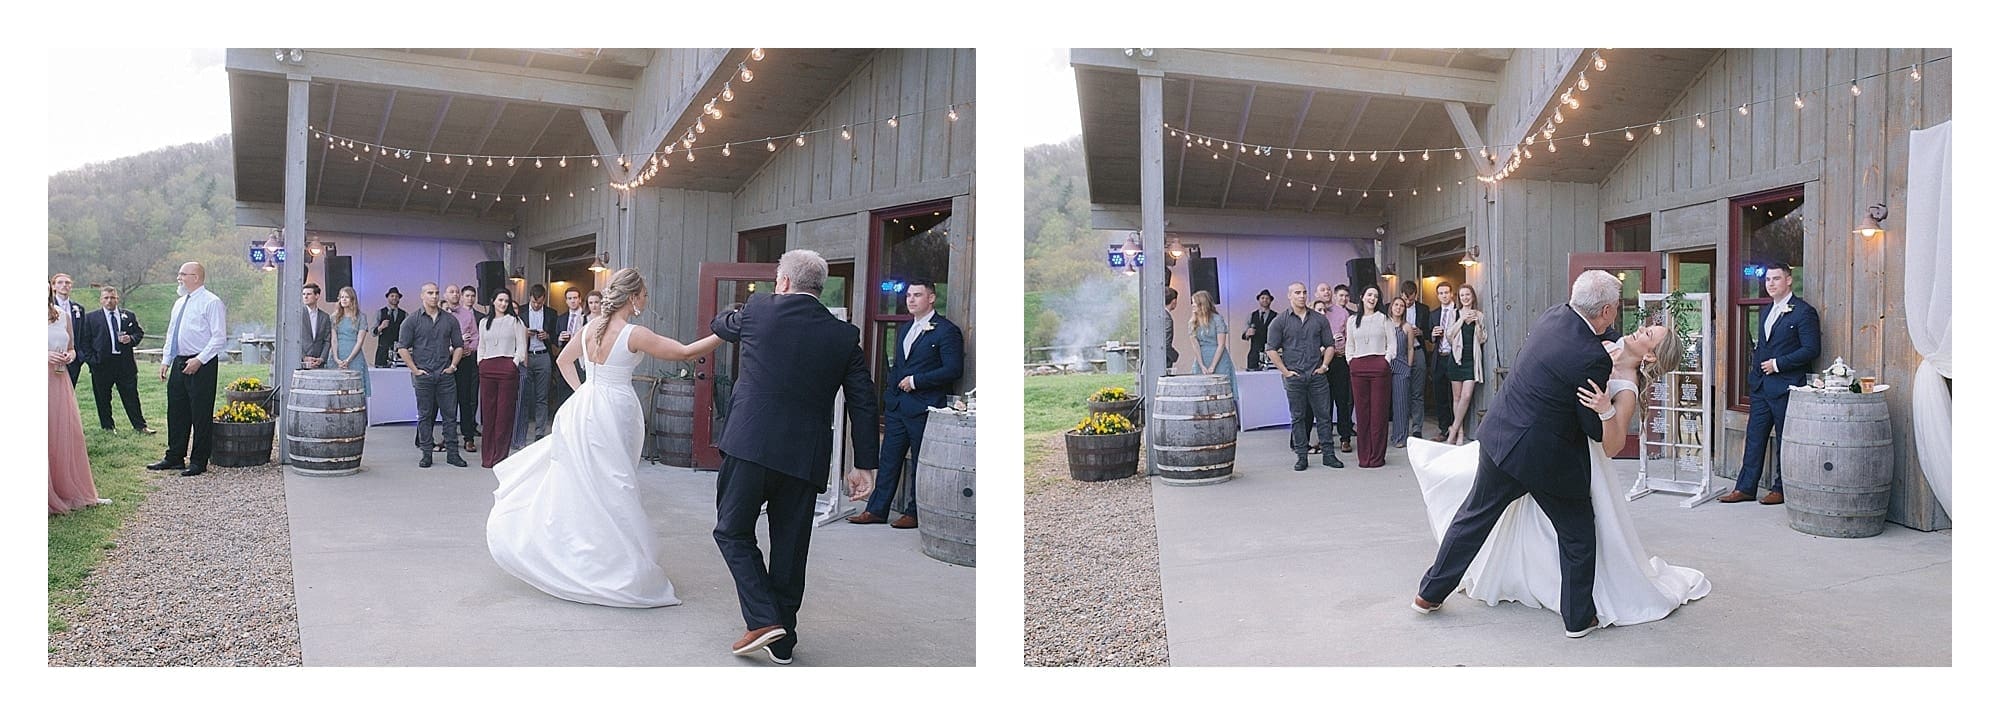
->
1189, 290, 1237, 399
331, 286, 371, 397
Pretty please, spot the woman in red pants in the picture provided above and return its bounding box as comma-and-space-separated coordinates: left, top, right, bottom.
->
477, 289, 527, 468
1344, 285, 1398, 468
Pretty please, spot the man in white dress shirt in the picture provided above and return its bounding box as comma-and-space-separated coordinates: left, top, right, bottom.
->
150, 262, 229, 477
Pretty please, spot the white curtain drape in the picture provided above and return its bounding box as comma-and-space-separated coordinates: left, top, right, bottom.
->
1904, 120, 1952, 517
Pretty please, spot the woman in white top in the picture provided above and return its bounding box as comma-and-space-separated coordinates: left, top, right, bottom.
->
1344, 285, 1398, 468
476, 289, 528, 468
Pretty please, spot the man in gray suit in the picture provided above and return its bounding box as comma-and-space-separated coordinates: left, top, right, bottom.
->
299, 283, 332, 369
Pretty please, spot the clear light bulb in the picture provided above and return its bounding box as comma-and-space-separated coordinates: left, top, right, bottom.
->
750, 48, 765, 61
948, 106, 959, 121
1593, 52, 1607, 71
1794, 94, 1804, 109
1582, 134, 1592, 146
1286, 150, 1294, 159
1739, 104, 1749, 115
1422, 149, 1431, 160
1911, 65, 1922, 81
841, 125, 852, 140
534, 158, 543, 168
722, 143, 732, 156
1851, 81, 1862, 96
1577, 73, 1590, 91
1695, 113, 1706, 129
1625, 129, 1635, 141
1554, 109, 1564, 124
1370, 151, 1378, 161
767, 140, 777, 152
740, 66, 754, 82
722, 84, 734, 102
1398, 152, 1406, 162
887, 117, 898, 128
796, 135, 805, 146
1652, 122, 1662, 135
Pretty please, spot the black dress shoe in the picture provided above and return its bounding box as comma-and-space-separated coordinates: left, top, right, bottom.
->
1323, 452, 1345, 468
446, 453, 468, 468
1294, 454, 1309, 471
147, 460, 186, 471
138, 426, 157, 435
419, 453, 433, 468
180, 464, 206, 476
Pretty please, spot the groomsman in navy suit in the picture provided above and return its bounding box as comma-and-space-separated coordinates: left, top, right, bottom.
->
1721, 262, 1821, 505
79, 285, 154, 433
849, 280, 965, 529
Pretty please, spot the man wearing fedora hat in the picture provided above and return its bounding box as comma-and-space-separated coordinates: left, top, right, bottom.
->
1243, 288, 1278, 370
374, 286, 407, 367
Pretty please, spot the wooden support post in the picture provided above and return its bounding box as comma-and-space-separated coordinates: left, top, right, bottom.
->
278, 74, 311, 464
1139, 69, 1166, 476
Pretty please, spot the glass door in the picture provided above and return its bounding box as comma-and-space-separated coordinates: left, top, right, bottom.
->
1568, 251, 1664, 459
693, 262, 780, 470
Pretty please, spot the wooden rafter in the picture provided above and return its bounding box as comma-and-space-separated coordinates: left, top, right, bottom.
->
311, 84, 341, 208
1444, 101, 1496, 176
1261, 90, 1315, 211
1171, 79, 1195, 207
354, 89, 399, 210
437, 101, 508, 216
1216, 85, 1257, 210
1304, 96, 1369, 213
395, 96, 454, 212
1343, 105, 1422, 214
480, 106, 563, 219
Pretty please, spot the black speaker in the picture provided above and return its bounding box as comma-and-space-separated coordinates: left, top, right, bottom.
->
1346, 257, 1379, 298
325, 256, 354, 299
476, 260, 507, 305
1191, 257, 1220, 304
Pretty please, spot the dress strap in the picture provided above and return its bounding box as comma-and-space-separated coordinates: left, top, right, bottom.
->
1607, 378, 1639, 399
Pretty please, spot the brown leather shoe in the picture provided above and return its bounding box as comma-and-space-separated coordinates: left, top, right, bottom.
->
847, 511, 887, 525
1759, 491, 1785, 505
731, 625, 788, 655
1717, 490, 1756, 503
1411, 596, 1442, 614
891, 514, 918, 529
1340, 438, 1354, 453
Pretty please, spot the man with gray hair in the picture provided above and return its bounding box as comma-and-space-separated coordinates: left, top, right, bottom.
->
710, 248, 880, 664
1413, 270, 1622, 638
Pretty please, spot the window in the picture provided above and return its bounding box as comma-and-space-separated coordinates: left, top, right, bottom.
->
868, 200, 953, 385
1728, 186, 1806, 409
1606, 214, 1651, 252
737, 226, 786, 263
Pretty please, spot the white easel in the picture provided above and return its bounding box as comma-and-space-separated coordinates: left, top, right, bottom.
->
815, 307, 858, 526
1630, 292, 1725, 507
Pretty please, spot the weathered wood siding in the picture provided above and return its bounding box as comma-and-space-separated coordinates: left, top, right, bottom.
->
1597, 48, 1951, 530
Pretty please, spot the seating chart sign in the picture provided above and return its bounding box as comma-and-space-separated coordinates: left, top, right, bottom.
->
1632, 292, 1724, 507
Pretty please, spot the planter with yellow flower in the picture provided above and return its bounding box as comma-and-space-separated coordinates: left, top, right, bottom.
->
225, 376, 276, 410
1065, 412, 1141, 482
1086, 385, 1144, 427
212, 401, 275, 467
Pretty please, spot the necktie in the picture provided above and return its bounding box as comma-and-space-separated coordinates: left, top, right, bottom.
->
166, 297, 185, 360
107, 310, 120, 354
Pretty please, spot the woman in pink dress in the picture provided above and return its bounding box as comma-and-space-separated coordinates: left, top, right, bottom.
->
50, 300, 107, 515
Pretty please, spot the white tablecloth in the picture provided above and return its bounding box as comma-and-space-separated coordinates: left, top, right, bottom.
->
367, 368, 416, 425
1236, 369, 1291, 430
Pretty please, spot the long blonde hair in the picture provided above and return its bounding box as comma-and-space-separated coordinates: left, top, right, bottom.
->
1634, 325, 1684, 401
333, 286, 362, 324
1189, 290, 1216, 330
591, 267, 645, 353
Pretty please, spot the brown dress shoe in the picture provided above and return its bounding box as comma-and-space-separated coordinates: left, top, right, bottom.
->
1411, 596, 1442, 614
1759, 491, 1785, 505
847, 511, 887, 525
891, 514, 918, 529
731, 625, 788, 655
1717, 490, 1756, 503
1340, 438, 1354, 453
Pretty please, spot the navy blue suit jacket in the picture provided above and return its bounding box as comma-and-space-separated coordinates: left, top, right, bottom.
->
711, 292, 881, 489
1750, 296, 1821, 399
884, 315, 964, 418
78, 307, 145, 367
1476, 304, 1614, 500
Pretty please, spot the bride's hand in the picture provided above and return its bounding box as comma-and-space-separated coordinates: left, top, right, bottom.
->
1578, 379, 1613, 416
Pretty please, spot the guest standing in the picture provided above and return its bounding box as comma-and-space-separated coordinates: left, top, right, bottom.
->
550, 286, 588, 414
1190, 290, 1237, 400
398, 283, 467, 469
449, 285, 484, 452
330, 286, 371, 397
1442, 284, 1488, 445
1398, 281, 1432, 440
1242, 289, 1277, 371
51, 273, 85, 385
1318, 283, 1356, 453
1387, 295, 1425, 448
849, 280, 963, 528
50, 300, 107, 514
1345, 286, 1397, 468
477, 289, 527, 468
1163, 286, 1181, 372
1721, 262, 1821, 505
1264, 282, 1343, 471
1428, 281, 1458, 438
78, 285, 154, 433
298, 283, 332, 370
150, 262, 228, 477
514, 285, 557, 448
373, 287, 407, 367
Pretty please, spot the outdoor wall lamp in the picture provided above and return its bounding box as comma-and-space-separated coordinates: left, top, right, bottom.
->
1376, 224, 1389, 236
1124, 48, 1156, 59
1381, 262, 1398, 282
1853, 202, 1889, 238
588, 252, 610, 273
1166, 235, 1185, 262
1459, 246, 1481, 267
274, 49, 304, 65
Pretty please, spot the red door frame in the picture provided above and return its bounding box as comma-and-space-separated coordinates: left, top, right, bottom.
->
1726, 185, 1805, 411
692, 262, 781, 470
866, 198, 954, 386
1568, 251, 1664, 459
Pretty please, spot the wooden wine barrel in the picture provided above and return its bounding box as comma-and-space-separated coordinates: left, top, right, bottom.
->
1780, 389, 1894, 538
1151, 375, 1239, 485
211, 419, 274, 467
648, 379, 697, 467
915, 409, 976, 567
286, 369, 368, 477
1066, 430, 1140, 482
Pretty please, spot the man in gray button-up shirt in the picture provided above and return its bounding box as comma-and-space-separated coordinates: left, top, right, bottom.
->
396, 283, 466, 468
1263, 282, 1343, 470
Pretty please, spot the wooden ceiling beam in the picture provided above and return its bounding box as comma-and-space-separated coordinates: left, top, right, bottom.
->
519, 48, 654, 67
226, 48, 636, 112
353, 89, 398, 210
395, 96, 454, 212
1171, 78, 1195, 207
1304, 96, 1370, 213
311, 84, 340, 208
1216, 85, 1256, 210
1444, 101, 1497, 177
480, 106, 563, 220
1343, 106, 1422, 214
437, 101, 508, 216
1262, 90, 1315, 211
1070, 48, 1498, 106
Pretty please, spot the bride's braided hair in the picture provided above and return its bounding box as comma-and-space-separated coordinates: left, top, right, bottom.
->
591, 267, 645, 354
1633, 323, 1683, 400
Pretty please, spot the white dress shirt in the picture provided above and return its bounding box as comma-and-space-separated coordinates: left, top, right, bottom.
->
1763, 293, 1792, 341
902, 310, 935, 360
526, 307, 548, 353
105, 309, 122, 354
164, 286, 228, 365
478, 314, 528, 364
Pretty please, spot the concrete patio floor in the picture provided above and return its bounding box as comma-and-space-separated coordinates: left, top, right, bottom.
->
284, 425, 975, 667
1151, 428, 1951, 666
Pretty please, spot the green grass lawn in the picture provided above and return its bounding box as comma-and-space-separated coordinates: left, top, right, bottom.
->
1023, 372, 1136, 490
112, 283, 181, 350
48, 362, 269, 634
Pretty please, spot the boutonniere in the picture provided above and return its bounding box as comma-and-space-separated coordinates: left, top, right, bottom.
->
1777, 302, 1793, 316
920, 321, 936, 334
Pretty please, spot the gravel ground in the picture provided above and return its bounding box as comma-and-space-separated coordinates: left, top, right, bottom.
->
1023, 434, 1169, 666
48, 463, 302, 667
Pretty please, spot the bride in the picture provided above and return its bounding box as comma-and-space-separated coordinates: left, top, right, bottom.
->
1408, 323, 1710, 627
486, 268, 724, 607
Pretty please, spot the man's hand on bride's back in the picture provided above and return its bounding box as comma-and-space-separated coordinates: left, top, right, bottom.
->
845, 469, 875, 500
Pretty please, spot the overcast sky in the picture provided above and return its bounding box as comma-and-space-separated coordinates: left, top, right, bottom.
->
46, 48, 231, 175
1024, 48, 1082, 149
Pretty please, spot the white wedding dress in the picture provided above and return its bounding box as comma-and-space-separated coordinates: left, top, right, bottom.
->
486, 323, 681, 608
1409, 381, 1710, 627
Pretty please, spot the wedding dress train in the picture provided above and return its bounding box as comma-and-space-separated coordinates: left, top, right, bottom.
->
486, 323, 680, 607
